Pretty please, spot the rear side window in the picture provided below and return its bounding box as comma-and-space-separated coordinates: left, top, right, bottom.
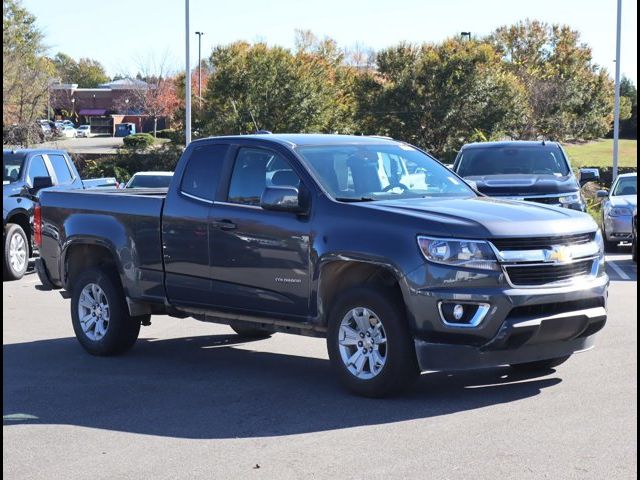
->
48, 154, 74, 184
181, 143, 229, 201
27, 156, 49, 184
228, 148, 299, 206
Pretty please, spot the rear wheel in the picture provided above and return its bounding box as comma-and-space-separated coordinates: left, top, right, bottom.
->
70, 267, 146, 355
510, 355, 571, 372
3, 223, 28, 281
327, 286, 419, 397
229, 322, 274, 339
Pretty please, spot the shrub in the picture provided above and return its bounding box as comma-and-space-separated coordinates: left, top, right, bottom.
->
155, 129, 185, 144
122, 133, 155, 150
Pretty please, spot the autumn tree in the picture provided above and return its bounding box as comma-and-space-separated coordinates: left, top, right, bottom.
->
3, 0, 53, 125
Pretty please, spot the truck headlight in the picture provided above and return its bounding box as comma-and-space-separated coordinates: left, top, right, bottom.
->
417, 236, 500, 271
607, 207, 632, 217
559, 193, 581, 205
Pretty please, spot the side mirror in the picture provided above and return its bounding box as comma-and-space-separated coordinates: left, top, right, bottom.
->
579, 168, 600, 186
261, 186, 307, 214
30, 176, 53, 193
596, 190, 609, 199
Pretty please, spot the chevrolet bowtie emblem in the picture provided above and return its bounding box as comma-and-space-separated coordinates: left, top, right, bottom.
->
546, 246, 573, 263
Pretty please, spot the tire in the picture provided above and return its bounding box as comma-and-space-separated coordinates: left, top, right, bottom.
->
3, 223, 29, 281
327, 286, 419, 397
510, 355, 571, 372
70, 267, 144, 356
229, 322, 274, 339
632, 237, 637, 263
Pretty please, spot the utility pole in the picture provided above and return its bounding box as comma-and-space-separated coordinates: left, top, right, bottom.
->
185, 0, 192, 146
195, 31, 204, 109
612, 0, 622, 180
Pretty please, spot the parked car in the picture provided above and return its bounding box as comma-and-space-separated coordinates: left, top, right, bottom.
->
453, 141, 596, 211
76, 125, 91, 138
37, 120, 53, 139
125, 171, 173, 189
35, 134, 608, 397
62, 120, 76, 128
59, 125, 77, 138
597, 172, 638, 252
83, 177, 120, 189
3, 149, 83, 280
632, 208, 637, 263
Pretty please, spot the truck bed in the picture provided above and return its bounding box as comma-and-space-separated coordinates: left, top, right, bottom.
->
38, 188, 167, 297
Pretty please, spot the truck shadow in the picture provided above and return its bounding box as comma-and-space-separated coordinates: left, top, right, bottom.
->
3, 334, 561, 439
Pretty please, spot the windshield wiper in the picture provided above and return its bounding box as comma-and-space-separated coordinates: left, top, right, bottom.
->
334, 196, 375, 202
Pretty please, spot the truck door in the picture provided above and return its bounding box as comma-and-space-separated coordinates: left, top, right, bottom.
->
162, 143, 228, 307
210, 146, 311, 319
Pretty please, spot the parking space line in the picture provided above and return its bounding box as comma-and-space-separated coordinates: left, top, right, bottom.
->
607, 260, 631, 280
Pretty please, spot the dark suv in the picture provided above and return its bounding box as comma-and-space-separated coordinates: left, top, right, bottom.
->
3, 149, 83, 279
453, 141, 595, 211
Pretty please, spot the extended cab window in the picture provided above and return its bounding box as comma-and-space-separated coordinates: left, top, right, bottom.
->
181, 144, 229, 201
227, 148, 300, 206
27, 155, 50, 185
48, 154, 74, 184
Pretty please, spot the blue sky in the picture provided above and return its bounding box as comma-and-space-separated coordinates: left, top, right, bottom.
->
24, 0, 637, 83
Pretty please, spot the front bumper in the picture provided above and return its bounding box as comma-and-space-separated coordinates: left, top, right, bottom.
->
604, 214, 633, 240
415, 305, 605, 370
404, 261, 609, 371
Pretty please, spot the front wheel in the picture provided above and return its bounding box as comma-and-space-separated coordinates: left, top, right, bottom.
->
327, 286, 419, 397
510, 355, 571, 372
70, 267, 145, 355
3, 223, 29, 281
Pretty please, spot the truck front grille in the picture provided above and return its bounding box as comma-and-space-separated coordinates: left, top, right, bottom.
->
491, 232, 595, 251
525, 196, 560, 205
505, 259, 595, 286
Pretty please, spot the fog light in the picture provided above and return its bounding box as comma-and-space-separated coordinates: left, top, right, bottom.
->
438, 302, 491, 328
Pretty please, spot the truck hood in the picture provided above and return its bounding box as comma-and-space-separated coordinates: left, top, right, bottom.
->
360, 196, 597, 238
462, 174, 579, 197
608, 195, 637, 208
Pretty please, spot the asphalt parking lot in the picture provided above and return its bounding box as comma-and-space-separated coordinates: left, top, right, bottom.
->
3, 252, 637, 480
38, 136, 124, 154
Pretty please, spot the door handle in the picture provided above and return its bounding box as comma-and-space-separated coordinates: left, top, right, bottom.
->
213, 220, 237, 230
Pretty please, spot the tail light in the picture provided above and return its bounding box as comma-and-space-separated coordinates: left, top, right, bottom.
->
34, 204, 42, 247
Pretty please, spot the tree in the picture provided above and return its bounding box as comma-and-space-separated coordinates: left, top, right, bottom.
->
353, 39, 530, 158
3, 0, 53, 125
52, 52, 109, 87
490, 20, 616, 141
619, 77, 637, 139
122, 55, 179, 137
201, 40, 353, 136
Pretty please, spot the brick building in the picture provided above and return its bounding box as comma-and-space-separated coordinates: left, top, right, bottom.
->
50, 78, 168, 135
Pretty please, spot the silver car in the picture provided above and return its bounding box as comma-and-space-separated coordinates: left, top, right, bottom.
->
598, 172, 637, 251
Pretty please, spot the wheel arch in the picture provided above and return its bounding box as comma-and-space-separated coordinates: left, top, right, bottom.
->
315, 258, 411, 328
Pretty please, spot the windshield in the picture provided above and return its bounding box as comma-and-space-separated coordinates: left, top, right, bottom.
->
126, 174, 173, 188
613, 176, 637, 196
3, 153, 25, 185
457, 145, 570, 177
296, 144, 474, 201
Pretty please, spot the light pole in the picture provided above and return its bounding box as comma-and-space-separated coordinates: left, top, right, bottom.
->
195, 31, 204, 109
185, 0, 192, 146
612, 0, 622, 180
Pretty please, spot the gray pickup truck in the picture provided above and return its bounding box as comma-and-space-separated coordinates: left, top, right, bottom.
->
35, 134, 609, 397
